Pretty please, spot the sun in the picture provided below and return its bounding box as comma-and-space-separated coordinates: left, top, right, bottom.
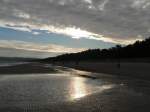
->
64, 27, 93, 39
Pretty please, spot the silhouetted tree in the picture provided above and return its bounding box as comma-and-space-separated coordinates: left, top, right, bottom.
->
43, 37, 150, 62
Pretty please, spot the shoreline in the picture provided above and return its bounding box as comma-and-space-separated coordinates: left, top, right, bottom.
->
0, 62, 150, 112
0, 62, 58, 74
0, 61, 150, 81
53, 61, 150, 80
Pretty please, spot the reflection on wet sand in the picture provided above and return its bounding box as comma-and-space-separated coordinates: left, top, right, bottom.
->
70, 77, 115, 100
71, 77, 87, 99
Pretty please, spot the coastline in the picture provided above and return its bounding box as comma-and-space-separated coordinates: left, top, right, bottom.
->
53, 61, 150, 80
1, 61, 150, 81
0, 62, 58, 74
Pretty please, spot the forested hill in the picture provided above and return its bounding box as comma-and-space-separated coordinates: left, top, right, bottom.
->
44, 37, 150, 62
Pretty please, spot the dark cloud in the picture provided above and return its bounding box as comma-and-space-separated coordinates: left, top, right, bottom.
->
0, 0, 150, 43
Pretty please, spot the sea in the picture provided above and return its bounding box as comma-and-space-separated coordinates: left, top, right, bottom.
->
0, 60, 29, 67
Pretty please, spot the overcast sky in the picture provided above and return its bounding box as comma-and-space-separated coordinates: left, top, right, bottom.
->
0, 0, 150, 58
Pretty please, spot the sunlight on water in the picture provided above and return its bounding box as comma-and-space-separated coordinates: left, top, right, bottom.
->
71, 77, 87, 99
70, 77, 115, 100
0, 73, 116, 105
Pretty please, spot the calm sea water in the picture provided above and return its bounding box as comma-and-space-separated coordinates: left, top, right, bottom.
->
0, 61, 28, 67
0, 73, 114, 108
0, 67, 150, 112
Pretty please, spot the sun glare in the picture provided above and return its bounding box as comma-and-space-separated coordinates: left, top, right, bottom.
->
70, 76, 115, 100
64, 27, 93, 39
71, 77, 87, 99
47, 26, 94, 39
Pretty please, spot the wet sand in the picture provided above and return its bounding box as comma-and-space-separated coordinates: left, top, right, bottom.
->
55, 61, 150, 80
0, 63, 58, 74
0, 63, 150, 112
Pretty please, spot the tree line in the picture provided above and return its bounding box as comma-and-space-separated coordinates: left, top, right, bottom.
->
44, 37, 150, 62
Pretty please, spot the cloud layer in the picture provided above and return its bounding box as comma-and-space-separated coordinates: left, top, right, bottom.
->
0, 40, 85, 53
0, 0, 150, 44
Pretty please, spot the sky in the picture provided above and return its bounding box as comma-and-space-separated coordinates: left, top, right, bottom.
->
0, 0, 150, 58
